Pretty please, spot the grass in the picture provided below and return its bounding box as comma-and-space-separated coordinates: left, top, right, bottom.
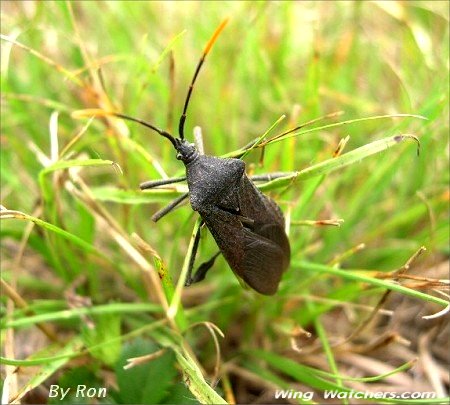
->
1, 1, 449, 404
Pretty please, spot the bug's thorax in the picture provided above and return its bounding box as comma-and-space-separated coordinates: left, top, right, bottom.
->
183, 153, 246, 212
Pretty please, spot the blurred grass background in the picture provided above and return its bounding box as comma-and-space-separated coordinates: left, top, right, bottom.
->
1, 1, 449, 404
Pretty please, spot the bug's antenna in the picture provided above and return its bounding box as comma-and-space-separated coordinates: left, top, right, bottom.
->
110, 112, 178, 148
72, 109, 178, 147
72, 108, 179, 150
178, 18, 229, 140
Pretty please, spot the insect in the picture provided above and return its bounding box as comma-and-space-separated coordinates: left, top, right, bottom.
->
101, 19, 290, 295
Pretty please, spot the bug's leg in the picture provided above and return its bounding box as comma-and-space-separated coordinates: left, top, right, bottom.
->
189, 251, 221, 284
249, 172, 296, 182
151, 192, 189, 222
185, 221, 221, 286
140, 176, 186, 190
140, 176, 189, 222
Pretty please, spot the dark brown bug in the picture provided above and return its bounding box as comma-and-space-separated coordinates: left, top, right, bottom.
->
99, 19, 290, 294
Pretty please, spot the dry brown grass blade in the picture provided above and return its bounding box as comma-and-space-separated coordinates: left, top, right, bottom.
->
187, 322, 224, 388
124, 348, 167, 370
1, 278, 59, 342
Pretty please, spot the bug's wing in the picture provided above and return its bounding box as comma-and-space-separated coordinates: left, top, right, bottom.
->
239, 176, 286, 227
249, 223, 290, 276
200, 205, 286, 295
239, 227, 286, 295
238, 176, 291, 271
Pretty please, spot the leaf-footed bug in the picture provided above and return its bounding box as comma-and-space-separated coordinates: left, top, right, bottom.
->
87, 19, 291, 295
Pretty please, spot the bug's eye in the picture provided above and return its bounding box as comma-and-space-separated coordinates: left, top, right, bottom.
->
176, 153, 182, 160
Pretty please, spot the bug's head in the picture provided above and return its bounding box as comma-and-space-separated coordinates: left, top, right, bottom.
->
174, 138, 198, 164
